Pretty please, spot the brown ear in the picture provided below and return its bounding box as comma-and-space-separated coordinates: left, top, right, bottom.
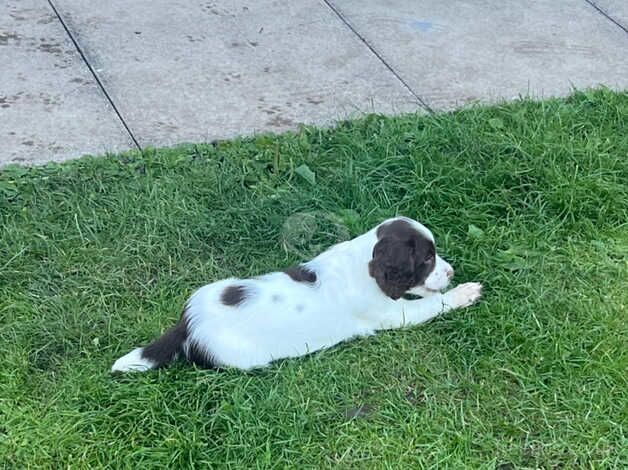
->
368, 237, 416, 300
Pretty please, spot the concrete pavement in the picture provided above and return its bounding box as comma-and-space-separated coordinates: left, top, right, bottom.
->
1, 0, 133, 164
1, 1, 627, 166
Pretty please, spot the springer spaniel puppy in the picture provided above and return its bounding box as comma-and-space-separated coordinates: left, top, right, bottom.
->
112, 216, 482, 372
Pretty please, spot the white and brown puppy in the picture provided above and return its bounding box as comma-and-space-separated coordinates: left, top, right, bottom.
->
112, 216, 482, 372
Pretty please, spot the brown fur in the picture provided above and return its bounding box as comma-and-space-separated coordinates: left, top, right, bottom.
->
368, 219, 435, 299
284, 265, 317, 283
221, 285, 248, 306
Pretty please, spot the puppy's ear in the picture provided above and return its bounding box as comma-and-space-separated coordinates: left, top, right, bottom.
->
369, 237, 416, 300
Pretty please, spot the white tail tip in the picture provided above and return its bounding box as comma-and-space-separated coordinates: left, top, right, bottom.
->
111, 347, 155, 373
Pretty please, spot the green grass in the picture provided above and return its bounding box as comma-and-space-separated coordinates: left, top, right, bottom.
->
1, 89, 627, 468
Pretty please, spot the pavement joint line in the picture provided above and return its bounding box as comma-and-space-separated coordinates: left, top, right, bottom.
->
46, 0, 143, 151
585, 1, 628, 35
322, 0, 435, 114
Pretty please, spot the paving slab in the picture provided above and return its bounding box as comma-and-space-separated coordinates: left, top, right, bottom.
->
0, 0, 133, 166
588, 0, 628, 31
331, 0, 628, 110
53, 0, 419, 149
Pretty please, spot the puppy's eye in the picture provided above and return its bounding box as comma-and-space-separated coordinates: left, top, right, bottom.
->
425, 254, 435, 263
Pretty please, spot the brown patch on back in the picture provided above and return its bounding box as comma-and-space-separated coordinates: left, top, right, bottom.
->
221, 285, 248, 306
284, 265, 317, 284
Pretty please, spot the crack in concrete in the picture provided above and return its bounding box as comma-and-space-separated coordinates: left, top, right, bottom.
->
46, 0, 142, 151
585, 1, 628, 35
322, 0, 434, 114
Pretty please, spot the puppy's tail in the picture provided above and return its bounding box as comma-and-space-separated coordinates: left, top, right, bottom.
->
111, 321, 187, 373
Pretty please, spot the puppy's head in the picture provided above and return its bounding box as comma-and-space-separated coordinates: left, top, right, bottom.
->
368, 217, 453, 300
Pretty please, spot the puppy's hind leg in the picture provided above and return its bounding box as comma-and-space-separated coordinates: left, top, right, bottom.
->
111, 321, 187, 373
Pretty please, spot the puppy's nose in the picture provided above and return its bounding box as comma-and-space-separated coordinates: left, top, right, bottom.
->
446, 267, 454, 280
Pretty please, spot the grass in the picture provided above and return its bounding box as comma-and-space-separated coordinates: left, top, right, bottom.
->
0, 88, 627, 468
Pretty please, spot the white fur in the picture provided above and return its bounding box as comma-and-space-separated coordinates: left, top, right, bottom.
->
111, 347, 154, 372
112, 217, 482, 371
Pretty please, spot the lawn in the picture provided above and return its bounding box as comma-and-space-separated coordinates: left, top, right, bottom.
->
0, 89, 626, 468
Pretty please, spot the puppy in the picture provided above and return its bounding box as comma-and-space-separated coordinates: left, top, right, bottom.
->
112, 216, 482, 372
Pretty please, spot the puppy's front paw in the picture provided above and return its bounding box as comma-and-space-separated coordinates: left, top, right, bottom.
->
445, 282, 482, 309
